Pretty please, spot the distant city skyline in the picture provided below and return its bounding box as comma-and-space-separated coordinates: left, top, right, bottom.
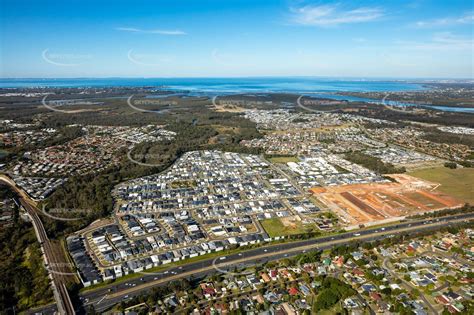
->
1, 0, 473, 78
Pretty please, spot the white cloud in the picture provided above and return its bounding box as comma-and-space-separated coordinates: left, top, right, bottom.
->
116, 27, 186, 35
415, 12, 473, 27
396, 32, 473, 51
291, 4, 384, 26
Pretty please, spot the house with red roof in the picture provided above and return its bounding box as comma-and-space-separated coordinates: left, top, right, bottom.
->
288, 287, 299, 296
435, 294, 450, 305
334, 256, 344, 268
200, 283, 216, 298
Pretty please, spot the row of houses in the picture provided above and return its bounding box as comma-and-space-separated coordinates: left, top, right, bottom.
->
13, 176, 66, 200
83, 231, 271, 285
67, 236, 102, 287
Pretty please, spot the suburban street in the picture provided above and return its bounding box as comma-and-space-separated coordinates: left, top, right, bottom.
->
78, 212, 474, 313
4, 173, 473, 314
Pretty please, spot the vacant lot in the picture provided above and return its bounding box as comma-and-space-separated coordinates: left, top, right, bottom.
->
260, 217, 308, 237
310, 175, 463, 225
409, 167, 474, 204
266, 155, 300, 163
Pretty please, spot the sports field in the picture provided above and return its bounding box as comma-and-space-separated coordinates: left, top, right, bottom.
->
409, 166, 474, 204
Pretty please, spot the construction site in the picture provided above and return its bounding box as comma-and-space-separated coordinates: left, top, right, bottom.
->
310, 174, 464, 226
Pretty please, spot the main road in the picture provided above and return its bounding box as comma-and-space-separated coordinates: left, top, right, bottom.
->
78, 212, 473, 313
4, 174, 471, 314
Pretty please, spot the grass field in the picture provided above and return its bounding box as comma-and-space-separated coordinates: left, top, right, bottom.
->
266, 155, 300, 163
260, 217, 309, 237
409, 166, 474, 204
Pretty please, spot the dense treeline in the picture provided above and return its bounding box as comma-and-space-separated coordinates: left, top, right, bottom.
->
313, 277, 356, 311
351, 107, 474, 128
422, 129, 474, 147
345, 151, 406, 174
411, 204, 472, 219
0, 191, 53, 313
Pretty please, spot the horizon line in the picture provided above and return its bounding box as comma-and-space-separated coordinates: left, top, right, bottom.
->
1, 75, 473, 81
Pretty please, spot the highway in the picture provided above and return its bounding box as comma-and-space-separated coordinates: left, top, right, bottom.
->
0, 176, 76, 315
77, 212, 474, 313
4, 174, 472, 314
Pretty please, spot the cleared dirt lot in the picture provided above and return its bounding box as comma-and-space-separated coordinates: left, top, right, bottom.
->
310, 174, 463, 225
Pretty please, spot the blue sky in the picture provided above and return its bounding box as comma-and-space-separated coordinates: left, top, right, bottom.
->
1, 0, 473, 78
